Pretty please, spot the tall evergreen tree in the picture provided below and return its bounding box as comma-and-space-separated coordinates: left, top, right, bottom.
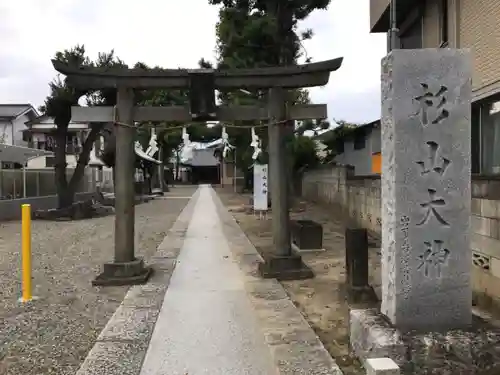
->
208, 0, 331, 185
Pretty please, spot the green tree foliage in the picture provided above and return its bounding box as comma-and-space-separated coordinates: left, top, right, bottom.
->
210, 0, 330, 66
317, 120, 360, 164
290, 134, 320, 171
40, 46, 219, 207
208, 0, 331, 187
39, 45, 123, 208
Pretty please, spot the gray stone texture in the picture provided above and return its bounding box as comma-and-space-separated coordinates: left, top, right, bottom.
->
350, 308, 500, 375
366, 358, 400, 375
97, 306, 158, 342
76, 342, 148, 375
350, 309, 406, 365
0, 192, 94, 221
381, 49, 472, 331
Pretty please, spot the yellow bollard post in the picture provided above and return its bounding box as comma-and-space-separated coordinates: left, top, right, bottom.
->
21, 204, 32, 302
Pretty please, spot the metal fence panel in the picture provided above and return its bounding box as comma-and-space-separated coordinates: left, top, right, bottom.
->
0, 168, 98, 200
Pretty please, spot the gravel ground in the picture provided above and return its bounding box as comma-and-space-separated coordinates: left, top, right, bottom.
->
0, 186, 197, 375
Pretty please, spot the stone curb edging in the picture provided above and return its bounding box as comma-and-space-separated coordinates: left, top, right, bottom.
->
75, 188, 201, 375
211, 189, 344, 375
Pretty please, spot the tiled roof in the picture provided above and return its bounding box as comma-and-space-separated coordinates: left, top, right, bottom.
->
0, 104, 35, 119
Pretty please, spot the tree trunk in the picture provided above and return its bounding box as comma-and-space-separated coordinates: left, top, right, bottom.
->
54, 130, 71, 208
55, 125, 101, 208
58, 187, 75, 209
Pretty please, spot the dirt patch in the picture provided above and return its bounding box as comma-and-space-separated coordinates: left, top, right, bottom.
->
216, 188, 382, 375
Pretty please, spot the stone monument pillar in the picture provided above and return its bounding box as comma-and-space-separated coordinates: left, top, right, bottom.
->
381, 49, 472, 331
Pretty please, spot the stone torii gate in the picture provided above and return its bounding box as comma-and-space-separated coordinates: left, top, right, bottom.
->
52, 58, 343, 286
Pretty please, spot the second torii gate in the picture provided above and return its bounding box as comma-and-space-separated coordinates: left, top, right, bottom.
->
52, 58, 343, 285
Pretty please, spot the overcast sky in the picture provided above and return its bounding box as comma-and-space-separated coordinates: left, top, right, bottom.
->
0, 0, 386, 124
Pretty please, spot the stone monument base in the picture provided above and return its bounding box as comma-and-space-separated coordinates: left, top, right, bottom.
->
350, 308, 500, 375
258, 253, 313, 280
345, 285, 378, 304
92, 258, 153, 286
290, 219, 323, 250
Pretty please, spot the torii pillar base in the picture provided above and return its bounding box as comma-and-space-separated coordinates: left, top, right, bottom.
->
258, 254, 313, 281
92, 258, 153, 287
152, 188, 164, 196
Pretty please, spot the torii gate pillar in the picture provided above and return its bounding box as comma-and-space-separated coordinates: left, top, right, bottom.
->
258, 87, 313, 279
93, 87, 151, 286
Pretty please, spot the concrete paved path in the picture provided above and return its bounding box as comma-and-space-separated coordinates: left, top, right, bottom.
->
139, 185, 277, 375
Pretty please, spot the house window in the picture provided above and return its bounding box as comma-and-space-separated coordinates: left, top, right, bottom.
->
45, 156, 56, 168
480, 100, 500, 174
471, 104, 480, 174
353, 133, 366, 150
399, 15, 422, 49
439, 0, 449, 47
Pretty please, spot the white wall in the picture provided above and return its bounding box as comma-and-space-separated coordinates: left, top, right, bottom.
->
26, 156, 47, 169
12, 113, 30, 146
333, 127, 381, 176
26, 154, 79, 169
0, 120, 10, 144
334, 140, 373, 175
191, 149, 219, 166
0, 113, 33, 146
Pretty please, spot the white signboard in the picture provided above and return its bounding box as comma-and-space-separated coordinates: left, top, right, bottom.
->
253, 164, 268, 211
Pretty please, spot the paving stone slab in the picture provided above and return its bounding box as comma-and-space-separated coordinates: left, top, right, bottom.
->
76, 342, 148, 375
75, 188, 199, 375
121, 286, 167, 309
211, 188, 344, 375
98, 306, 159, 342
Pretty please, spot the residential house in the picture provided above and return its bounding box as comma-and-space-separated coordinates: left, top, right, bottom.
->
0, 104, 39, 147
0, 104, 40, 168
370, 0, 500, 174
23, 114, 90, 169
314, 120, 382, 175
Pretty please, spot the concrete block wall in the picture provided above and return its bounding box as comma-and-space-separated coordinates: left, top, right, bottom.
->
0, 192, 95, 221
302, 165, 500, 312
471, 198, 500, 310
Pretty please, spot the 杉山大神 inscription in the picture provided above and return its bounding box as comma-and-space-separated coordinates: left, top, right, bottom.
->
413, 83, 450, 126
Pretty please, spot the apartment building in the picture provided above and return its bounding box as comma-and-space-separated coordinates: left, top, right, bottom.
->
370, 0, 500, 174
